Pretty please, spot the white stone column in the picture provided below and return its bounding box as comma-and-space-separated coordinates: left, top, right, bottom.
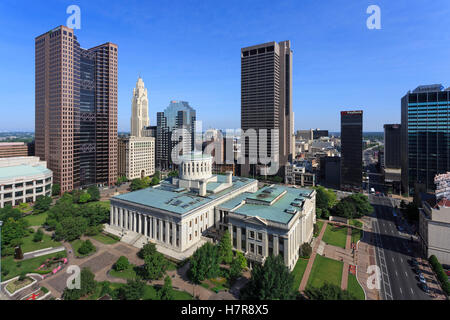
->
284, 237, 289, 266
159, 219, 163, 242
263, 232, 269, 257
236, 227, 242, 251
153, 217, 157, 240
124, 210, 128, 229
273, 235, 279, 256
144, 215, 148, 237
133, 212, 137, 232
165, 221, 170, 244
110, 206, 114, 225
114, 207, 118, 226
172, 222, 177, 247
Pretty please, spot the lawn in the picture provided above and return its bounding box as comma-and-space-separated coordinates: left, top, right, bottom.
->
109, 264, 138, 280
349, 219, 363, 228
292, 258, 309, 290
91, 233, 119, 245
306, 254, 343, 290
322, 224, 348, 249
6, 276, 34, 294
347, 273, 365, 300
1, 251, 67, 281
351, 228, 363, 244
70, 239, 96, 257
23, 212, 48, 226
314, 221, 324, 237
21, 232, 61, 253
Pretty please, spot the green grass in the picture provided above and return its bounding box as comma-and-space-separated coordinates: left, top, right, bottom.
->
22, 212, 48, 226
70, 239, 96, 257
172, 290, 193, 300
292, 258, 309, 290
21, 232, 61, 253
322, 224, 348, 249
306, 254, 343, 290
347, 273, 365, 300
349, 219, 363, 228
109, 265, 137, 280
1, 251, 67, 281
314, 221, 324, 237
6, 277, 33, 294
351, 228, 363, 244
91, 233, 119, 245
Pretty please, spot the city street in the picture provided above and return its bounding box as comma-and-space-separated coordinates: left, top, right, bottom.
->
369, 194, 431, 300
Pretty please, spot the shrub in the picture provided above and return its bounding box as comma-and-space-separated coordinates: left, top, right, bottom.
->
33, 229, 44, 242
78, 240, 95, 255
300, 243, 312, 259
114, 256, 130, 272
41, 286, 49, 293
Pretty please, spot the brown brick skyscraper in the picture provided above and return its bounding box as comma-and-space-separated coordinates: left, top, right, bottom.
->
35, 26, 117, 194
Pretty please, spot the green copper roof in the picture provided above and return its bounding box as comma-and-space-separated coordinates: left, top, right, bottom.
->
112, 175, 256, 215
219, 186, 314, 225
0, 165, 51, 181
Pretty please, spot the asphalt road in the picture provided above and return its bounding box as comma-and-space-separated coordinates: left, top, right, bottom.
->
370, 194, 431, 300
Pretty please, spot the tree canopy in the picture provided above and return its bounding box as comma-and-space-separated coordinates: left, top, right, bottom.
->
305, 282, 357, 300
240, 255, 295, 300
188, 242, 220, 283
217, 232, 233, 264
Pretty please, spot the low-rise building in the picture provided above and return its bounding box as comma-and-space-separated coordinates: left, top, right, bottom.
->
0, 142, 29, 158
284, 162, 316, 187
0, 157, 52, 208
108, 152, 316, 270
118, 136, 155, 180
419, 173, 450, 265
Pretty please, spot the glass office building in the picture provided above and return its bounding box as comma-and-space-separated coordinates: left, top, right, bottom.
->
340, 110, 363, 191
401, 84, 450, 194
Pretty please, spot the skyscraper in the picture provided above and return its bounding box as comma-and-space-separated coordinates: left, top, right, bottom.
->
240, 41, 294, 177
156, 101, 196, 170
401, 84, 450, 194
384, 124, 401, 169
35, 25, 118, 193
340, 110, 363, 190
131, 77, 149, 137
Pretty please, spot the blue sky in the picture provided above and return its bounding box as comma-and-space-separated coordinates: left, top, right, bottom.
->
0, 0, 449, 132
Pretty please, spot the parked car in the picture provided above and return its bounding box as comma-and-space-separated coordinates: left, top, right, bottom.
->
445, 270, 450, 276
398, 225, 404, 232
418, 273, 426, 284
420, 283, 430, 294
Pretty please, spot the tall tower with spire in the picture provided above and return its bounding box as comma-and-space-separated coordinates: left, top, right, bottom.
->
131, 77, 149, 137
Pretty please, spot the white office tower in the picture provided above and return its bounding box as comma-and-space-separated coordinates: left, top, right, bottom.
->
131, 77, 149, 137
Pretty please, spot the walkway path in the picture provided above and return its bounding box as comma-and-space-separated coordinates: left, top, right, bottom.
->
341, 227, 352, 290
299, 221, 328, 292
23, 246, 66, 260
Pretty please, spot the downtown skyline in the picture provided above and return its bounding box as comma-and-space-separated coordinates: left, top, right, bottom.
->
1, 0, 450, 132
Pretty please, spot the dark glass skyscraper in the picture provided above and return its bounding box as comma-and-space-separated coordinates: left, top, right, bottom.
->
384, 124, 401, 169
340, 110, 363, 190
401, 84, 450, 194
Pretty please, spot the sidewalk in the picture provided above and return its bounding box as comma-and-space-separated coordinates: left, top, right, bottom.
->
299, 221, 328, 292
341, 227, 352, 290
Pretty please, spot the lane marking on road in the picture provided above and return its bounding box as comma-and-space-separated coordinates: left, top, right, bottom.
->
399, 287, 403, 295
405, 271, 408, 278
400, 258, 403, 263
410, 288, 414, 294
395, 271, 398, 276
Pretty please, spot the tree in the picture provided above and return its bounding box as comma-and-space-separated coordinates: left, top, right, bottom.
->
63, 267, 97, 300
159, 275, 174, 300
78, 239, 95, 255
142, 250, 167, 280
305, 282, 356, 300
151, 176, 160, 186
78, 191, 91, 203
117, 279, 145, 300
130, 178, 147, 191
52, 183, 60, 196
33, 229, 44, 242
188, 242, 220, 283
300, 243, 312, 259
240, 255, 295, 300
218, 232, 233, 264
168, 170, 178, 177
346, 193, 373, 218
138, 242, 157, 259
314, 186, 336, 218
87, 185, 100, 201
154, 171, 161, 180
114, 256, 130, 272
33, 195, 52, 214
54, 216, 88, 241
229, 252, 247, 281
333, 199, 356, 219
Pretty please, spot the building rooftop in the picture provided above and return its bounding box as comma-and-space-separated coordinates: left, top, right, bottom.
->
112, 174, 256, 215
220, 185, 314, 225
0, 164, 51, 181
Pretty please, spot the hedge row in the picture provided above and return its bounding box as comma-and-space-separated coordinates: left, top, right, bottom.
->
428, 255, 450, 295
